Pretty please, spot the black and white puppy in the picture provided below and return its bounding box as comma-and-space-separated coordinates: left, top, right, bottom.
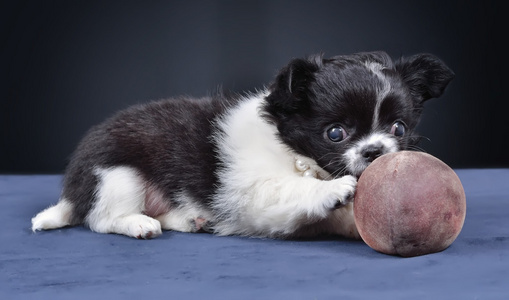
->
32, 51, 454, 240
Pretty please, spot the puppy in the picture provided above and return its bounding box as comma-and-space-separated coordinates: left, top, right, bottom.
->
32, 51, 454, 239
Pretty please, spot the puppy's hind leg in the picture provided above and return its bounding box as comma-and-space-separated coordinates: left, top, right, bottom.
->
156, 200, 215, 233
32, 199, 73, 231
87, 166, 162, 239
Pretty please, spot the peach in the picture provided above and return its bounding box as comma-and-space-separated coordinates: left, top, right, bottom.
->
354, 151, 466, 257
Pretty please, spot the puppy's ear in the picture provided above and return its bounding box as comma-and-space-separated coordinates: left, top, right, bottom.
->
395, 54, 455, 103
263, 55, 322, 123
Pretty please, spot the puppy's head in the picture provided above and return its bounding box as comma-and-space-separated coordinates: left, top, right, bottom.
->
262, 51, 454, 177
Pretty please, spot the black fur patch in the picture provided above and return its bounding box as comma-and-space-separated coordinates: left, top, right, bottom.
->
63, 93, 241, 223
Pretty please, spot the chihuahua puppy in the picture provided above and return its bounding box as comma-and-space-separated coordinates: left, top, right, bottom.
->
32, 51, 454, 239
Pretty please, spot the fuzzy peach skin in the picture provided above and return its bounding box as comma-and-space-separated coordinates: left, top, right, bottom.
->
354, 151, 466, 257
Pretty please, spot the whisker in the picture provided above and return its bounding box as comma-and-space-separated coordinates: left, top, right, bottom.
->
320, 159, 338, 171
315, 152, 338, 162
318, 153, 341, 169
324, 168, 339, 180
408, 134, 431, 143
407, 145, 427, 153
322, 160, 348, 180
334, 167, 348, 179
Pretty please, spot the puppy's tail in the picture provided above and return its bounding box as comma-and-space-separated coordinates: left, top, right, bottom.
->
31, 199, 73, 232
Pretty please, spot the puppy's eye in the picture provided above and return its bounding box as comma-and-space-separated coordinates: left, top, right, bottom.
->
327, 126, 348, 142
391, 121, 406, 136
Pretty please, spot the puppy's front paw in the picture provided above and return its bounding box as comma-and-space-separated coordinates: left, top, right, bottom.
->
326, 175, 357, 209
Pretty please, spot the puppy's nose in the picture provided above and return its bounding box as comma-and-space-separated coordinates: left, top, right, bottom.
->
361, 146, 383, 163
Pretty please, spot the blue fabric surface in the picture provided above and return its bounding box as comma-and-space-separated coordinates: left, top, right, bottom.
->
1, 169, 508, 299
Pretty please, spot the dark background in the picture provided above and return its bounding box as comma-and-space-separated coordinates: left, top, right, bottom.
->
1, 0, 507, 174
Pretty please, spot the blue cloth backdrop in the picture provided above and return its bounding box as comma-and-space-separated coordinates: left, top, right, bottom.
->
1, 169, 508, 299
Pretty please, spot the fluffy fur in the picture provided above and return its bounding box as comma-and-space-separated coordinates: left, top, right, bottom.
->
32, 51, 454, 239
